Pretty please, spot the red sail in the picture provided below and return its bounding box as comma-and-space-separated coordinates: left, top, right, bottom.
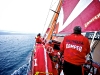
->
58, 0, 100, 34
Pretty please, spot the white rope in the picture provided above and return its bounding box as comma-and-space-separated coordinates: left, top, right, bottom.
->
89, 31, 97, 59
90, 31, 97, 50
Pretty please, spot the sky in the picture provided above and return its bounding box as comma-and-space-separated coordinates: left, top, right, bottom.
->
0, 0, 58, 34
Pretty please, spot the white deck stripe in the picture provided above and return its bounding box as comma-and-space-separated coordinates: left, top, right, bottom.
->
44, 46, 48, 75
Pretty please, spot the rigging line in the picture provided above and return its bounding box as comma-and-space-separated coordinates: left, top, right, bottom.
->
50, 9, 59, 14
50, 0, 60, 8
42, 0, 54, 35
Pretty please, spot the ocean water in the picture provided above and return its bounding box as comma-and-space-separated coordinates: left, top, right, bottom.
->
0, 35, 35, 75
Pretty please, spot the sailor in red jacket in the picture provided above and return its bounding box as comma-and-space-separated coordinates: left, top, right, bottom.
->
35, 33, 43, 44
60, 26, 90, 75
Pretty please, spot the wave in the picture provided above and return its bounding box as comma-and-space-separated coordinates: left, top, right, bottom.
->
11, 54, 32, 75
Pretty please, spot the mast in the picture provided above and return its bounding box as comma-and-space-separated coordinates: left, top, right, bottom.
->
45, 0, 62, 41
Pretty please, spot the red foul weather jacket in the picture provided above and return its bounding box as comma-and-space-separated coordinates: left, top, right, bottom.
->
35, 36, 42, 43
60, 34, 90, 65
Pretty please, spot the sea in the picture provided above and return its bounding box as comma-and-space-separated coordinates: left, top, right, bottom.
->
0, 34, 36, 75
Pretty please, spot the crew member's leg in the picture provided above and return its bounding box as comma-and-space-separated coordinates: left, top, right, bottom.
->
63, 60, 82, 75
